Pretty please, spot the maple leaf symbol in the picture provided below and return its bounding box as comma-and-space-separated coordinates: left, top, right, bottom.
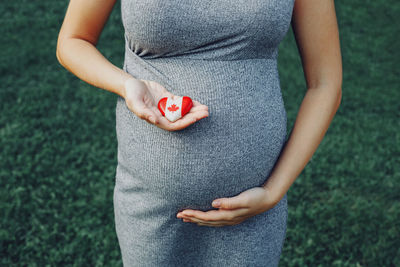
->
167, 104, 179, 112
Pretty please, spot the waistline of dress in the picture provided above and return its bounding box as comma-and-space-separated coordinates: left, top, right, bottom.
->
123, 33, 278, 63
122, 33, 279, 93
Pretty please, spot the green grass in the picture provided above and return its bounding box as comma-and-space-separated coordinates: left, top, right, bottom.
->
1, 0, 399, 266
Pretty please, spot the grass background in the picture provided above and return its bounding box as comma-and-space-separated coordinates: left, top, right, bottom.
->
1, 0, 399, 266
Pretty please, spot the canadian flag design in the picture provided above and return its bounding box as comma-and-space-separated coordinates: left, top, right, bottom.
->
158, 96, 193, 122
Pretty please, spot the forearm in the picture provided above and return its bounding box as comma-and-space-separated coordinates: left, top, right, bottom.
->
56, 37, 134, 99
262, 85, 342, 202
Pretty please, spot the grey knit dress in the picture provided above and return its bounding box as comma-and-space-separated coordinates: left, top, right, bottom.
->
113, 0, 295, 266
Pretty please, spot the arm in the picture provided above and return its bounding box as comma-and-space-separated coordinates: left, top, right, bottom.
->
56, 0, 209, 130
174, 0, 342, 226
56, 0, 130, 98
261, 0, 343, 202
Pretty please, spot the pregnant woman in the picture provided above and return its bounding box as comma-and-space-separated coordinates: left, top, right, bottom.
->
56, 0, 342, 266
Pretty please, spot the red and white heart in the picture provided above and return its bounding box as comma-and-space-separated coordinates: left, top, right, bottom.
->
158, 96, 193, 122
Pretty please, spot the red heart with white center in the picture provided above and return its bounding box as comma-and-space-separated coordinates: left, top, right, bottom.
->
158, 96, 193, 122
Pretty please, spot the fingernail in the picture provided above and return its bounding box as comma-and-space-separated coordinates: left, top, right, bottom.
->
212, 200, 221, 207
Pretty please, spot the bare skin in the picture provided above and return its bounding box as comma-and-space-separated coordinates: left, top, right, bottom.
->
124, 78, 209, 130
177, 0, 343, 226
57, 0, 342, 227
56, 0, 209, 131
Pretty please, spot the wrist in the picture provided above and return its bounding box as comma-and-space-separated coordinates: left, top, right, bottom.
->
122, 76, 141, 99
262, 183, 286, 206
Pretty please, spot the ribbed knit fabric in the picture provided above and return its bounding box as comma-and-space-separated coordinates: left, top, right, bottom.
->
114, 1, 295, 266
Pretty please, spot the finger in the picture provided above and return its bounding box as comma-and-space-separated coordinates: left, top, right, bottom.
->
187, 104, 209, 113
197, 223, 226, 227
185, 216, 243, 227
198, 220, 244, 226
132, 102, 159, 124
145, 106, 166, 124
140, 109, 158, 124
171, 112, 209, 131
181, 208, 249, 222
127, 95, 160, 123
155, 114, 193, 131
182, 216, 227, 224
150, 105, 165, 118
191, 103, 209, 113
182, 108, 210, 121
179, 109, 209, 123
156, 109, 209, 131
154, 116, 179, 131
187, 217, 229, 227
212, 195, 250, 209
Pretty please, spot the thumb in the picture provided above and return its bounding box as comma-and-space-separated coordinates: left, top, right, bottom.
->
212, 196, 244, 209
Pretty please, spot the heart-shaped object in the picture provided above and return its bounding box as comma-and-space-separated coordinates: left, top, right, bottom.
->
158, 96, 193, 122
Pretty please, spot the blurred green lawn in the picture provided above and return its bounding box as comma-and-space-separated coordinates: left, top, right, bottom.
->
1, 0, 399, 266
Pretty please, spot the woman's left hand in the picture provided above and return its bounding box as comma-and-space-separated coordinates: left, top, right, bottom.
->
176, 186, 280, 227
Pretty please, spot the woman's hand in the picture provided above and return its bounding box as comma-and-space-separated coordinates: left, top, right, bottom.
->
176, 187, 280, 227
124, 77, 209, 131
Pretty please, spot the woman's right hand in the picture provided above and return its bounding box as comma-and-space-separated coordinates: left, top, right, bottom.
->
124, 77, 209, 131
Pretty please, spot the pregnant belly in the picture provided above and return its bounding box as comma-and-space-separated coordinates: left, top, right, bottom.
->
114, 57, 287, 213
